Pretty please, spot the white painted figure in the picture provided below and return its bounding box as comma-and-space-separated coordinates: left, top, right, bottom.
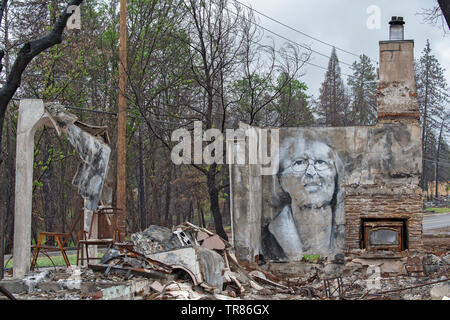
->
263, 136, 345, 260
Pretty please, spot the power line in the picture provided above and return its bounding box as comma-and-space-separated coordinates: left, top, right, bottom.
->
171, 23, 352, 80
424, 157, 450, 164
235, 0, 378, 62
66, 106, 183, 125
10, 98, 183, 126
423, 160, 450, 167
423, 158, 450, 167
424, 162, 450, 168
424, 155, 450, 163
245, 35, 335, 74
224, 6, 381, 83
224, 6, 355, 68
248, 35, 378, 83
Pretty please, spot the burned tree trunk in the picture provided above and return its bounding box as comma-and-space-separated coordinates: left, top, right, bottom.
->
197, 200, 205, 228
188, 200, 193, 223
138, 124, 147, 230
434, 116, 445, 198
438, 0, 450, 29
163, 163, 173, 226
207, 164, 228, 241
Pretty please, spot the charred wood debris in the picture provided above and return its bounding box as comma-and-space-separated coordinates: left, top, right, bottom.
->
1, 222, 449, 300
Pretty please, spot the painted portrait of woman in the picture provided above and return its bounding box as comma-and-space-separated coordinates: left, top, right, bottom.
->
261, 134, 345, 261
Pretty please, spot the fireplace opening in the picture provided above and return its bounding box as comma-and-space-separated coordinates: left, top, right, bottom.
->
360, 218, 408, 252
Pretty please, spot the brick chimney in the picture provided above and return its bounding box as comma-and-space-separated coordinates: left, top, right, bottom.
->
377, 17, 420, 123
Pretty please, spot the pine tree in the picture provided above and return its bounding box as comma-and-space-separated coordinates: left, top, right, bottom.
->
317, 47, 349, 126
415, 40, 449, 191
347, 54, 378, 125
433, 112, 449, 198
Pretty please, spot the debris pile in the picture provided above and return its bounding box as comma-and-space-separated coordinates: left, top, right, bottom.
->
424, 195, 450, 208
102, 222, 238, 292
82, 222, 450, 300
1, 222, 449, 300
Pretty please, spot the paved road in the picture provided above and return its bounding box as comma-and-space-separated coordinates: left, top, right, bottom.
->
423, 212, 450, 232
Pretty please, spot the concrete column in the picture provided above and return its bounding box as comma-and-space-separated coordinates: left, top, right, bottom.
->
248, 162, 262, 261
13, 99, 53, 278
83, 201, 97, 266
229, 124, 262, 262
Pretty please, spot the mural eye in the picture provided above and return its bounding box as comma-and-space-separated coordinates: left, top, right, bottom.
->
292, 159, 308, 172
314, 160, 328, 171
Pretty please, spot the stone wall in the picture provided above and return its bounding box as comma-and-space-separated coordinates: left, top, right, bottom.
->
344, 187, 423, 253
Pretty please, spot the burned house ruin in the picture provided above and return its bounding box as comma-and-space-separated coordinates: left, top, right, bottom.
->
229, 17, 423, 263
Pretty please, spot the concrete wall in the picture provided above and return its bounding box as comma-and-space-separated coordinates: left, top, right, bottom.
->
230, 34, 423, 263
230, 123, 422, 262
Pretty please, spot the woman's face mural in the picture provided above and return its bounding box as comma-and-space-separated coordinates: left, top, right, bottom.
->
279, 140, 337, 208
262, 136, 344, 261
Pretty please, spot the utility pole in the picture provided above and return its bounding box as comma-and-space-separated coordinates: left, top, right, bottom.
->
117, 0, 127, 241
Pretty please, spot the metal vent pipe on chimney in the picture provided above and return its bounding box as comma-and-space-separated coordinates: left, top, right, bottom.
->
389, 16, 405, 40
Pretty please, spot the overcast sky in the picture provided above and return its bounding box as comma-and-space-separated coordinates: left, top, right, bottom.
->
242, 0, 449, 99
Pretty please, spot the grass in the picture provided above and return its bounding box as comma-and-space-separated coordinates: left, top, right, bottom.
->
4, 252, 104, 269
425, 207, 450, 213
303, 254, 321, 263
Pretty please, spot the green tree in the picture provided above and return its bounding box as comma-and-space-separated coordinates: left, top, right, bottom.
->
347, 54, 377, 125
273, 72, 312, 127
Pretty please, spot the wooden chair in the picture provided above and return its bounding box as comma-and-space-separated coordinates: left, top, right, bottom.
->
76, 207, 122, 266
30, 209, 84, 270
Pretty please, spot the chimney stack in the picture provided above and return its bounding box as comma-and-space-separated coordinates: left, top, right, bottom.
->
377, 17, 420, 124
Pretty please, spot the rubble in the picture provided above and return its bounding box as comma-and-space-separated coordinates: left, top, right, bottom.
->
148, 246, 225, 289
93, 227, 450, 300
2, 222, 449, 300
442, 253, 450, 265
58, 267, 82, 290
424, 196, 450, 208
22, 269, 54, 293
430, 284, 450, 300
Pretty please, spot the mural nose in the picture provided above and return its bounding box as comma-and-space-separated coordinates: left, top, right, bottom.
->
305, 162, 317, 177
